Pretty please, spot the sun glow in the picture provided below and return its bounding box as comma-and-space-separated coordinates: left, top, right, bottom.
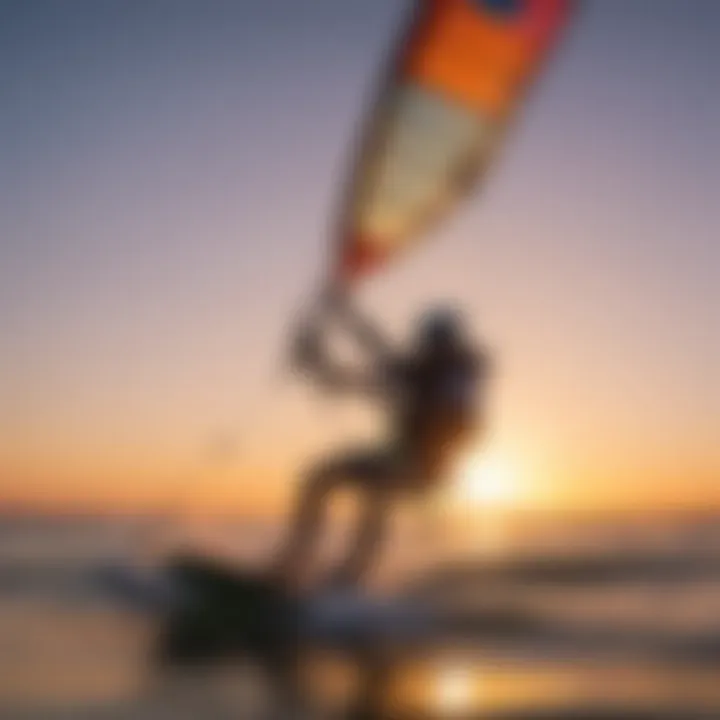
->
455, 450, 519, 507
434, 664, 479, 714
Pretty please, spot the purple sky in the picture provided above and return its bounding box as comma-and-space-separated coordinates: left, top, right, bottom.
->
0, 0, 717, 511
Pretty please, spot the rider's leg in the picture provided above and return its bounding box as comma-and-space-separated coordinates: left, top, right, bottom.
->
273, 461, 342, 592
324, 486, 390, 590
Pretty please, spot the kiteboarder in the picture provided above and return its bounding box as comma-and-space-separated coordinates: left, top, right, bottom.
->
274, 286, 490, 592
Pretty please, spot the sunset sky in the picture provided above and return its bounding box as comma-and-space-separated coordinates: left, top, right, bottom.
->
0, 0, 717, 515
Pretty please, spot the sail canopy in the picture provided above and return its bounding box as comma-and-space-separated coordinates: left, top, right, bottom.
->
335, 0, 577, 283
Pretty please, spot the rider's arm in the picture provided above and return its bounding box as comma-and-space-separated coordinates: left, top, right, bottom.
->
312, 360, 384, 395
291, 321, 389, 396
331, 295, 395, 362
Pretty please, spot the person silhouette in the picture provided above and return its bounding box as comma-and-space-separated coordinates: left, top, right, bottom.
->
274, 287, 491, 593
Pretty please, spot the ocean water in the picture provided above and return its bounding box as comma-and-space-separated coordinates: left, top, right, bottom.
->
0, 511, 719, 719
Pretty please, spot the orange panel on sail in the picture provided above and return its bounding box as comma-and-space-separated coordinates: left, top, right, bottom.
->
404, 0, 535, 116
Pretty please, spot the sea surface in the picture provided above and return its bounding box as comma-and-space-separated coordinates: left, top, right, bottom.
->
0, 510, 719, 719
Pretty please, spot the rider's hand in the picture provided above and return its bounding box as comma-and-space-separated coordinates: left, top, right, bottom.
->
322, 280, 349, 315
291, 320, 323, 370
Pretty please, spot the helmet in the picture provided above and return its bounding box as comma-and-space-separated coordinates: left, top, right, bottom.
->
416, 306, 465, 349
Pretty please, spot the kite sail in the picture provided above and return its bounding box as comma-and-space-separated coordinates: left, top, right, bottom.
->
334, 0, 578, 284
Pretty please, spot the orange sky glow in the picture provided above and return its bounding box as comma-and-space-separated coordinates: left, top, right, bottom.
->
1, 2, 717, 519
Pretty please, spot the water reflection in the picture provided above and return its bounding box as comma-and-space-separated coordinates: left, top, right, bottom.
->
1, 513, 719, 718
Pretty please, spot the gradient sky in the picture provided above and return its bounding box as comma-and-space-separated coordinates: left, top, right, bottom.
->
0, 0, 717, 514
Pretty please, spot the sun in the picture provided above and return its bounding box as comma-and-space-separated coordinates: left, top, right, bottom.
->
455, 450, 518, 507
434, 663, 480, 714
